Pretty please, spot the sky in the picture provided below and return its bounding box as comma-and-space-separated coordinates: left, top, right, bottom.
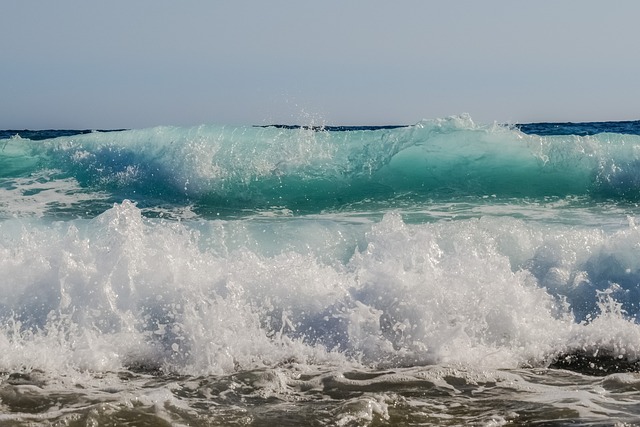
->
2, 1, 640, 129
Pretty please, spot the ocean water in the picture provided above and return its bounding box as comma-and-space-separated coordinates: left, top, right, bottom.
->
2, 115, 640, 425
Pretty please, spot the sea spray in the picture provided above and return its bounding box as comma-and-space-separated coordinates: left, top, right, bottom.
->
2, 200, 640, 378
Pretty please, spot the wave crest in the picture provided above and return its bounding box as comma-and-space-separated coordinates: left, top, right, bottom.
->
3, 116, 640, 216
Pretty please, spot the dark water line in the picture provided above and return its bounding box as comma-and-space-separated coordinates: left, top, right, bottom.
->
515, 120, 640, 136
4, 119, 640, 141
0, 129, 126, 141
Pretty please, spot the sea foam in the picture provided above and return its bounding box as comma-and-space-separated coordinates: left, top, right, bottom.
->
1, 200, 639, 377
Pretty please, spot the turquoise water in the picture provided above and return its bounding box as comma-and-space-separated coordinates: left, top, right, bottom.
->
2, 115, 640, 425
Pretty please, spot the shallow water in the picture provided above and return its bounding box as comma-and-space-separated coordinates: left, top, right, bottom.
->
2, 366, 640, 426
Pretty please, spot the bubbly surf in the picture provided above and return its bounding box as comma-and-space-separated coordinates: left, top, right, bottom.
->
2, 115, 640, 425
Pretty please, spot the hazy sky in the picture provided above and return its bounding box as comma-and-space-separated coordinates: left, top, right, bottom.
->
2, 1, 639, 129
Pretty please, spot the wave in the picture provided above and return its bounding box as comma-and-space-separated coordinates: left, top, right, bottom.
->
4, 115, 640, 217
1, 202, 640, 376
5, 117, 640, 424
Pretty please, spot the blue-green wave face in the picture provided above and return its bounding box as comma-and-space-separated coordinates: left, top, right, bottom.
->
2, 115, 640, 218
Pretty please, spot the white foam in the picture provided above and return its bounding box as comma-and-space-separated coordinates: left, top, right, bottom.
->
1, 202, 640, 376
0, 169, 108, 218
